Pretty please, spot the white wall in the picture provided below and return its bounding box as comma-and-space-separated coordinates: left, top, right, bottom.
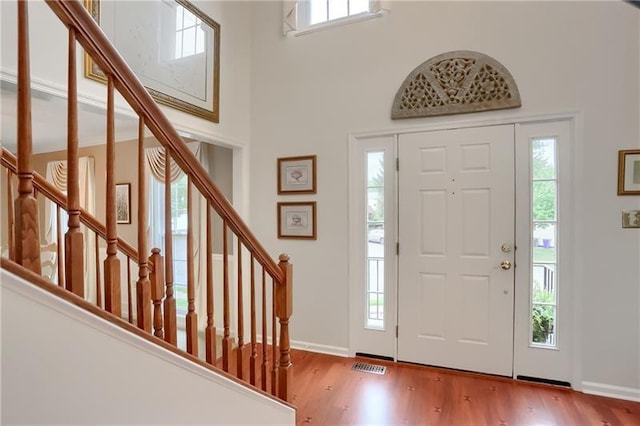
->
249, 1, 640, 391
1, 269, 295, 425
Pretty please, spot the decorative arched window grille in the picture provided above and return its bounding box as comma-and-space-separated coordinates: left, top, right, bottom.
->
391, 50, 521, 119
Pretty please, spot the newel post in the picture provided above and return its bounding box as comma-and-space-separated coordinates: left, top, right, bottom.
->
276, 253, 293, 402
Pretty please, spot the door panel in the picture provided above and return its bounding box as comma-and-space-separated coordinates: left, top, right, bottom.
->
398, 125, 515, 376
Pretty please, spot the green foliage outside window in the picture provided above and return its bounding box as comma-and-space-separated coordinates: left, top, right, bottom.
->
532, 288, 555, 343
532, 140, 556, 230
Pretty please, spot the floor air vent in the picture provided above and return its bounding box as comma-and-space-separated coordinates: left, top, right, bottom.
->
352, 362, 386, 375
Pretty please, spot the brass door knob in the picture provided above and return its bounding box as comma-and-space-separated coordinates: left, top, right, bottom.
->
500, 260, 512, 270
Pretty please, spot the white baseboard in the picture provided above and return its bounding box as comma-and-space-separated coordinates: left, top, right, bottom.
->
290, 340, 349, 358
582, 381, 640, 402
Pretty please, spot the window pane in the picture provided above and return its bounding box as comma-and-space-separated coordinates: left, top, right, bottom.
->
367, 151, 384, 185
183, 8, 196, 28
196, 24, 205, 54
532, 223, 556, 263
532, 181, 556, 221
310, 0, 328, 24
366, 150, 385, 330
175, 31, 183, 58
182, 27, 196, 57
367, 257, 384, 291
532, 264, 556, 299
532, 304, 555, 344
532, 138, 556, 179
530, 136, 558, 347
175, 5, 183, 28
328, 0, 348, 20
350, 0, 369, 15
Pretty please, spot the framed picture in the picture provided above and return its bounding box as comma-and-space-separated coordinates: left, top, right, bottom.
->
277, 202, 317, 240
115, 183, 131, 224
622, 210, 640, 228
84, 0, 220, 122
277, 155, 317, 194
618, 149, 640, 195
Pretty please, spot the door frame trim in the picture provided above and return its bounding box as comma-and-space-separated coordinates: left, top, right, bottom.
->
347, 110, 583, 389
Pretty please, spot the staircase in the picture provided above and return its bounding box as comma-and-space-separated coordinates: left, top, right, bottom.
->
1, 0, 294, 420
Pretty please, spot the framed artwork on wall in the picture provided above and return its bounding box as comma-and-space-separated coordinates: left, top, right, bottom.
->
618, 149, 640, 195
84, 0, 221, 122
115, 183, 131, 224
277, 202, 316, 239
277, 155, 317, 194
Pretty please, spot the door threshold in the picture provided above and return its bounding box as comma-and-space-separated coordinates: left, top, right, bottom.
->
517, 375, 571, 388
355, 352, 394, 362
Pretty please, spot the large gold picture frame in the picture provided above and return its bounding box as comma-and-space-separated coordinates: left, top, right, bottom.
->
84, 0, 220, 122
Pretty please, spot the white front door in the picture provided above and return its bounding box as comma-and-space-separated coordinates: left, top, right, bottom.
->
397, 125, 515, 376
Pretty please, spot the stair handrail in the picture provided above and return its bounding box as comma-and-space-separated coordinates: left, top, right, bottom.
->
2, 148, 138, 261
44, 0, 284, 283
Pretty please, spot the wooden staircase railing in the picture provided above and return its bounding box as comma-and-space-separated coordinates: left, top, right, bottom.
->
2, 148, 140, 316
4, 0, 293, 402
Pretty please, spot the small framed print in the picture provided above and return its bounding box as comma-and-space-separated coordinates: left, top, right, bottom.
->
618, 149, 640, 195
277, 155, 317, 194
115, 183, 131, 224
622, 210, 640, 228
278, 202, 317, 240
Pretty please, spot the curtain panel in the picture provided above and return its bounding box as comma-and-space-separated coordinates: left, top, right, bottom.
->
44, 157, 97, 302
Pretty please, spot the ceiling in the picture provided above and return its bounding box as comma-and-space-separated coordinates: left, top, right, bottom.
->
1, 80, 139, 154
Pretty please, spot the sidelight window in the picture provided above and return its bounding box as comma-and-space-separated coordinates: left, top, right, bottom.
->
530, 138, 558, 347
366, 151, 385, 329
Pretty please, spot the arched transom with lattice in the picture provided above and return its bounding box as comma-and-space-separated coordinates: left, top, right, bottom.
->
391, 51, 521, 119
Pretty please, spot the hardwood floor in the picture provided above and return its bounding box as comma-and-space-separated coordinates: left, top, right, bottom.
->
290, 349, 640, 425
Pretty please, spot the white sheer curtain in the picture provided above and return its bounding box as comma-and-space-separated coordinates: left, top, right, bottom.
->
145, 143, 210, 330
44, 157, 97, 302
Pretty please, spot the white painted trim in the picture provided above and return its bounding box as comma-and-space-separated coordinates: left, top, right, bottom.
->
350, 110, 582, 139
1, 268, 294, 411
291, 339, 349, 357
582, 381, 640, 402
291, 11, 383, 37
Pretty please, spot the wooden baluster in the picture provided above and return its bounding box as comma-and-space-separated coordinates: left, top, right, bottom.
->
163, 151, 177, 345
127, 259, 133, 324
185, 177, 198, 356
271, 278, 277, 396
222, 222, 231, 372
135, 116, 150, 331
250, 255, 257, 386
95, 235, 102, 308
56, 205, 64, 286
277, 254, 293, 402
236, 240, 244, 379
205, 203, 217, 364
149, 248, 164, 339
64, 26, 83, 296
261, 268, 268, 392
6, 170, 15, 261
103, 75, 121, 317
15, 0, 41, 274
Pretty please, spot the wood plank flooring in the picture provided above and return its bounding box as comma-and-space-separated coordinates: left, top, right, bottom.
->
290, 349, 640, 425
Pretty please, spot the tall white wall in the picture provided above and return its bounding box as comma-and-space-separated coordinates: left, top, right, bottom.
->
1, 269, 295, 425
249, 1, 640, 391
